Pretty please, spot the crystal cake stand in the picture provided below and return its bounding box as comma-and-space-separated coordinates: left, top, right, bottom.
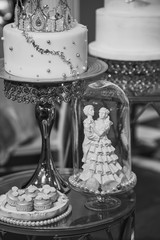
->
99, 58, 160, 97
0, 57, 107, 194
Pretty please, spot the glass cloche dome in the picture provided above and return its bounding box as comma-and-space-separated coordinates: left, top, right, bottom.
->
69, 79, 137, 211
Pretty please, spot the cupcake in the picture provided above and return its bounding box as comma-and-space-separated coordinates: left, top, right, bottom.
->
16, 194, 33, 212
34, 193, 53, 211
42, 185, 59, 203
25, 185, 39, 199
6, 186, 25, 207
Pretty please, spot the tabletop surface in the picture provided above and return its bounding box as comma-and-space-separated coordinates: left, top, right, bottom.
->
0, 169, 136, 237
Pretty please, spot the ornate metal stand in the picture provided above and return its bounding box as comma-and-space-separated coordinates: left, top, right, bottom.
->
100, 58, 160, 97
4, 80, 86, 193
0, 57, 107, 193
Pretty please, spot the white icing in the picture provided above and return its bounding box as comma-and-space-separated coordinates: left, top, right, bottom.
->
3, 23, 88, 79
104, 0, 160, 16
89, 0, 160, 61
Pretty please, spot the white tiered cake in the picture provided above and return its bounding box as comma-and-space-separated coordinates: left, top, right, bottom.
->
3, 0, 88, 79
89, 0, 160, 61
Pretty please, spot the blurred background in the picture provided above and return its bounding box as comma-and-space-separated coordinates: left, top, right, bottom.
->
0, 0, 39, 170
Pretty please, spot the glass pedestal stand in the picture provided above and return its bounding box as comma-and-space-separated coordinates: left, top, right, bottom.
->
0, 57, 107, 194
85, 195, 121, 212
69, 172, 136, 211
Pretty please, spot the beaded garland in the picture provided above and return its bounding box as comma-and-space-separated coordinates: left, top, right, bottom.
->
22, 30, 79, 78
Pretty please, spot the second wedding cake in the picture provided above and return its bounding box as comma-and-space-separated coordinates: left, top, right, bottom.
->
89, 0, 160, 61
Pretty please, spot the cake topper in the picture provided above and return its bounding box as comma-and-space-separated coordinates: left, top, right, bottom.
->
14, 0, 76, 32
79, 105, 126, 192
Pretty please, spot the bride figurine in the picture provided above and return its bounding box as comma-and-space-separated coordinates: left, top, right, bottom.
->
79, 105, 125, 192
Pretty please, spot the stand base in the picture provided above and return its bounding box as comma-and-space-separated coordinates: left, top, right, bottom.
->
22, 166, 70, 194
22, 102, 70, 194
85, 196, 121, 211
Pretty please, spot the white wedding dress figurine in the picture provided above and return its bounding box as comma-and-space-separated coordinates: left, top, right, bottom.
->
80, 105, 125, 191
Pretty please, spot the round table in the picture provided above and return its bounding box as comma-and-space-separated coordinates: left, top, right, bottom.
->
0, 169, 136, 240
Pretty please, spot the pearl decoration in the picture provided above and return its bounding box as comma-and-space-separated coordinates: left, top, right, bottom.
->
22, 31, 77, 77
69, 172, 137, 196
62, 73, 67, 78
47, 40, 51, 45
0, 205, 72, 226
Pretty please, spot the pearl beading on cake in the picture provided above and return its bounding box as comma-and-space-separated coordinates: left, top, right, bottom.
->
22, 30, 77, 77
7, 22, 84, 78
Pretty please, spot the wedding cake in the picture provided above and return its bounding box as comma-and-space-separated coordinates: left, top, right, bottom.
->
3, 0, 88, 79
89, 0, 160, 61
